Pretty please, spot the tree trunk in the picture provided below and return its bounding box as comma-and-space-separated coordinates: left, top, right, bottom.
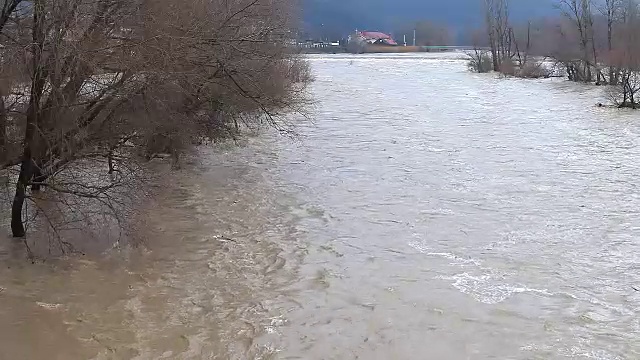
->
621, 72, 630, 107
10, 159, 32, 237
490, 44, 499, 71
487, 23, 499, 71
0, 90, 6, 164
608, 18, 616, 85
485, 0, 500, 72
12, 0, 45, 237
609, 67, 616, 85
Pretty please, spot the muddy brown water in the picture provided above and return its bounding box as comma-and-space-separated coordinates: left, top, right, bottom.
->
0, 53, 639, 359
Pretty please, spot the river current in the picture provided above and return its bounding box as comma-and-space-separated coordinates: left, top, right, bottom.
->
0, 52, 638, 359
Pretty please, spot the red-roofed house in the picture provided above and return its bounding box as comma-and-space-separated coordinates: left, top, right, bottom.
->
353, 31, 398, 46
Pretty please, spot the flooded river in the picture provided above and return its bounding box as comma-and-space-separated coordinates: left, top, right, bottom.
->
1, 53, 639, 359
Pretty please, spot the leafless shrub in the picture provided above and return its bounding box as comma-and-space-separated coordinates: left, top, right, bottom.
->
0, 0, 311, 245
517, 61, 552, 78
500, 57, 517, 76
466, 27, 494, 74
607, 69, 640, 108
467, 50, 494, 73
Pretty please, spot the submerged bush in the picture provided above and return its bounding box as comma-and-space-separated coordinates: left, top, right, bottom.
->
0, 0, 312, 240
467, 51, 494, 73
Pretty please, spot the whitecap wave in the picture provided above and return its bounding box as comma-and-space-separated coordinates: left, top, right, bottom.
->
407, 241, 481, 266
451, 272, 552, 305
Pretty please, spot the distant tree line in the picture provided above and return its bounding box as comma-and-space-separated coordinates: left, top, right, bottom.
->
470, 0, 640, 108
0, 0, 311, 242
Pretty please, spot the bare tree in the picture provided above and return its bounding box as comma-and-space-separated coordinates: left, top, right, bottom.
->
607, 0, 640, 107
474, 0, 640, 106
0, 0, 24, 164
484, 0, 513, 72
599, 0, 624, 84
555, 0, 601, 82
474, 3, 551, 78
510, 22, 551, 78
484, 0, 500, 71
466, 28, 493, 73
0, 0, 310, 240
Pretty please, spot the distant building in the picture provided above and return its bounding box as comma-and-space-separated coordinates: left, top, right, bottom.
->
350, 31, 398, 46
346, 30, 398, 53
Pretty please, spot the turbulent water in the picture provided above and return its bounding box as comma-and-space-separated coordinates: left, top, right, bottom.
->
1, 52, 640, 359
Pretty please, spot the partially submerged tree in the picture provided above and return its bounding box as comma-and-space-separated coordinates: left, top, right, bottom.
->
607, 0, 640, 107
484, 0, 513, 72
0, 0, 310, 240
510, 22, 552, 78
472, 2, 551, 78
554, 0, 603, 82
0, 0, 24, 165
472, 0, 640, 107
599, 0, 624, 84
466, 28, 493, 73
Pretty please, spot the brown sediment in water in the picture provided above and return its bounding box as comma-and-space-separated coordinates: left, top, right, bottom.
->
0, 53, 638, 359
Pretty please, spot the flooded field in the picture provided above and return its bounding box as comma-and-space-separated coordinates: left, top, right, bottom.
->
0, 53, 639, 359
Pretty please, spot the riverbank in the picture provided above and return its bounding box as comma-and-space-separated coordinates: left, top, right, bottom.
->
360, 45, 455, 53
298, 45, 457, 54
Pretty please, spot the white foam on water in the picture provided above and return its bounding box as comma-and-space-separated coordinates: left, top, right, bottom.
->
36, 302, 63, 310
407, 241, 482, 266
520, 343, 624, 360
408, 238, 555, 305
561, 346, 625, 360
264, 316, 287, 334
408, 240, 551, 304
426, 147, 447, 153
451, 272, 552, 305
407, 239, 429, 253
419, 208, 455, 216
426, 252, 482, 266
